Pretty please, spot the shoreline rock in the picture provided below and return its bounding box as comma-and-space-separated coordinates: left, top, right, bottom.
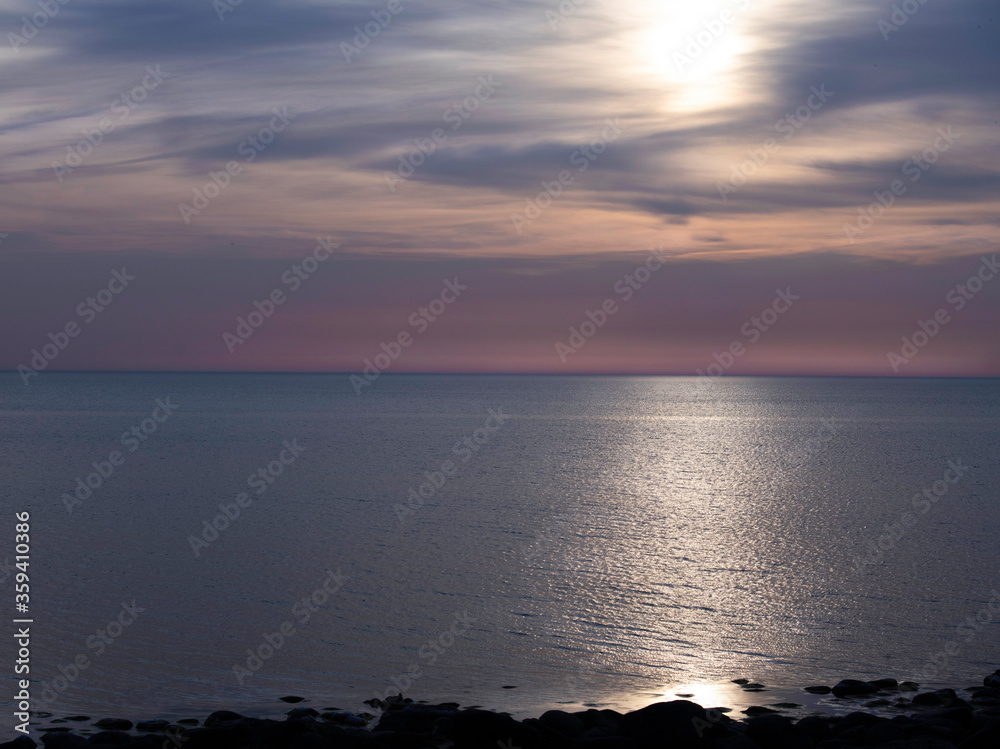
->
5, 669, 999, 749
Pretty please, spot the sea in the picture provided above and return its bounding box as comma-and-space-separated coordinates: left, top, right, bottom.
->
1, 373, 998, 724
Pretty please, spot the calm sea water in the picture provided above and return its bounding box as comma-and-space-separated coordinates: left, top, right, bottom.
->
1, 374, 998, 722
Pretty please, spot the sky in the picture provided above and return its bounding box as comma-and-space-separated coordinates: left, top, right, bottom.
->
1, 0, 998, 377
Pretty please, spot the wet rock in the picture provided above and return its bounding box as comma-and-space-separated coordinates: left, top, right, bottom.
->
743, 706, 778, 716
279, 696, 305, 704
983, 673, 1000, 690
320, 711, 367, 727
864, 718, 904, 744
92, 721, 132, 732
0, 738, 37, 749
745, 713, 794, 745
286, 708, 320, 721
769, 702, 802, 709
961, 716, 1000, 749
135, 720, 170, 732
864, 698, 893, 707
538, 710, 585, 739
731, 679, 750, 685
832, 679, 879, 698
203, 711, 248, 727
618, 700, 705, 749
175, 719, 199, 726
568, 739, 638, 749
912, 689, 957, 707
85, 732, 132, 746
832, 711, 883, 734
900, 681, 921, 691
38, 735, 89, 749
793, 715, 832, 743
440, 709, 541, 749
64, 718, 90, 724
572, 709, 622, 736
804, 685, 832, 694
870, 678, 899, 690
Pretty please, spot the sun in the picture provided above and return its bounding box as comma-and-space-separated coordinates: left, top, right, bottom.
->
630, 0, 756, 114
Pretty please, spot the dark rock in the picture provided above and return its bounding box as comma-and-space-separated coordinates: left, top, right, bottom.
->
743, 706, 778, 716
916, 706, 974, 727
501, 685, 517, 689
864, 698, 893, 707
805, 685, 832, 694
745, 713, 794, 744
539, 710, 586, 739
0, 738, 37, 749
135, 720, 170, 732
731, 679, 750, 685
39, 735, 89, 749
870, 678, 899, 690
864, 719, 904, 744
286, 708, 320, 721
176, 720, 199, 726
961, 716, 1000, 749
64, 718, 90, 724
374, 708, 439, 734
320, 711, 368, 727
900, 681, 921, 691
92, 721, 132, 732
832, 711, 882, 734
572, 709, 622, 735
983, 674, 1000, 690
204, 711, 247, 727
85, 732, 132, 746
618, 700, 705, 749
441, 708, 542, 749
769, 702, 802, 709
831, 679, 879, 698
568, 739, 637, 749
279, 696, 305, 704
913, 689, 957, 707
793, 715, 832, 742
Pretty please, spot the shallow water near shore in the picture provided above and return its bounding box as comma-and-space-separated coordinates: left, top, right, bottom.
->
1, 373, 998, 723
